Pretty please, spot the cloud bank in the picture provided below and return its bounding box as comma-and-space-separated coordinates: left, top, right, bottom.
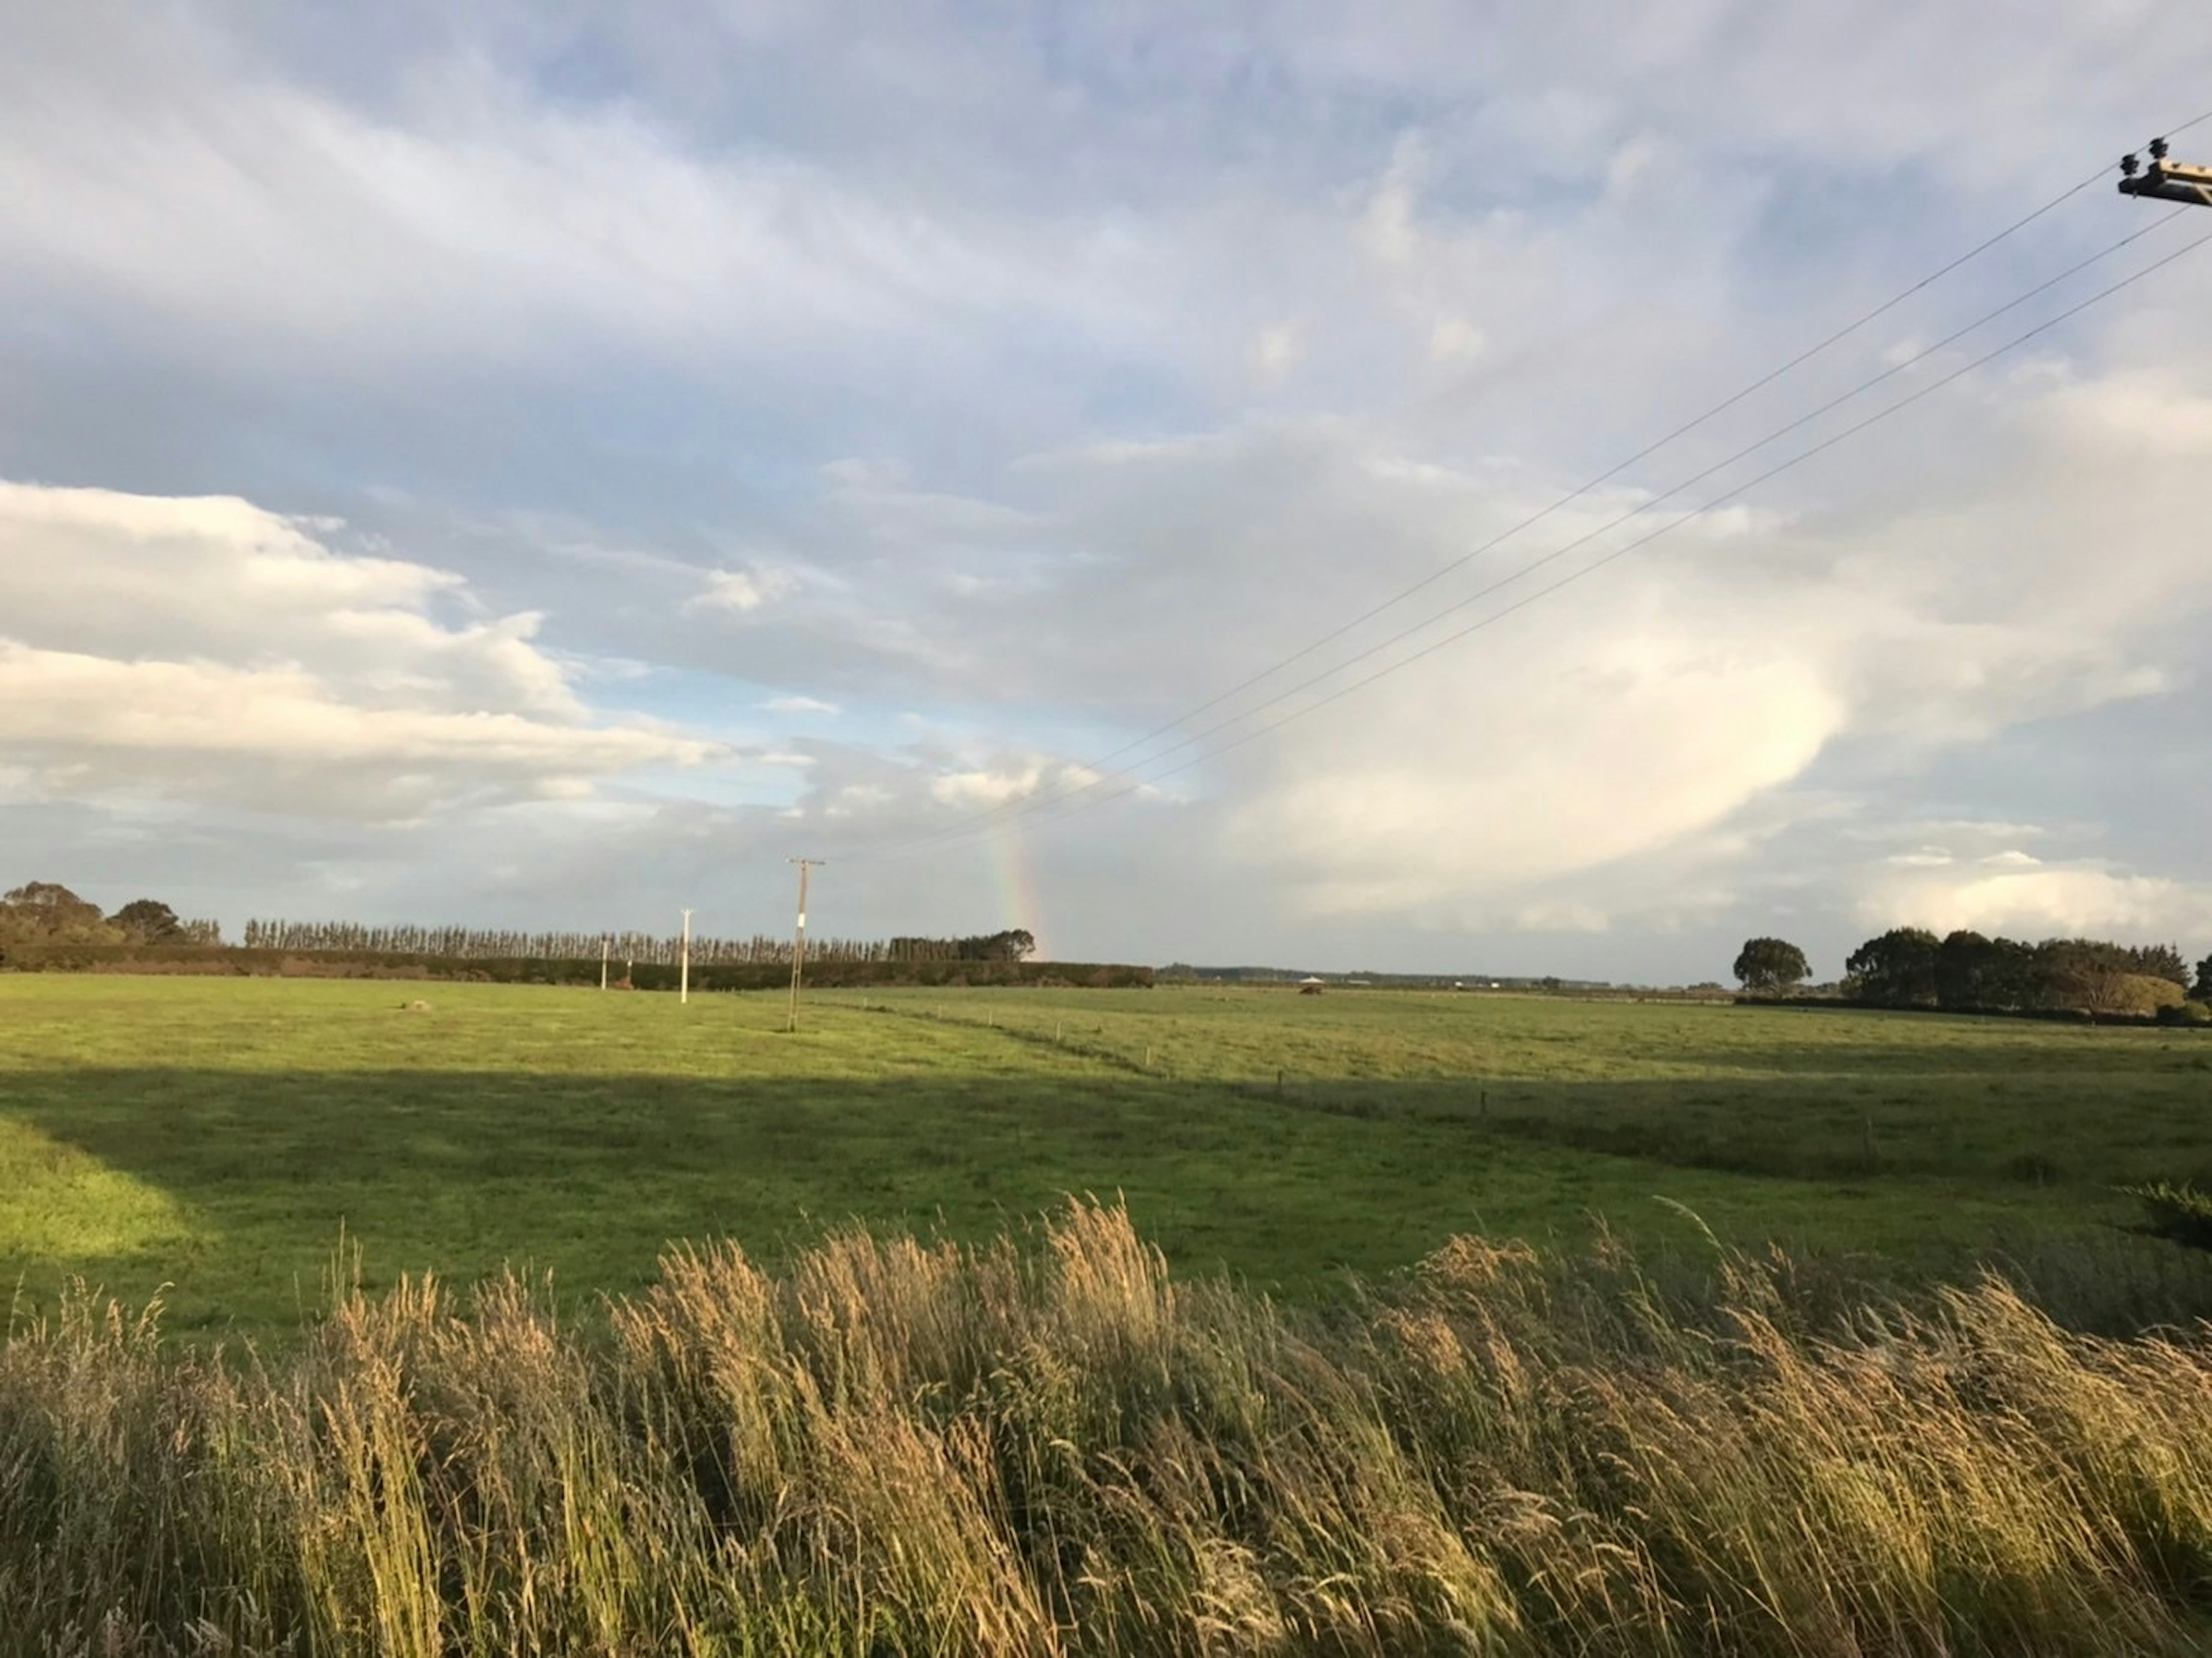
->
3, 2, 2210, 974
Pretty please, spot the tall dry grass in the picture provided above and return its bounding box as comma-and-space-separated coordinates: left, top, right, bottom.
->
5, 1203, 2212, 1655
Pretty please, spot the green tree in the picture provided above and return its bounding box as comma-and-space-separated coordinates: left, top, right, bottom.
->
2033, 938, 2134, 1013
1933, 929, 1993, 1010
1732, 936, 1810, 993
2198, 953, 2212, 1000
2127, 942, 2192, 987
108, 898, 183, 944
0, 881, 117, 944
1843, 927, 1941, 1007
1983, 936, 2039, 1008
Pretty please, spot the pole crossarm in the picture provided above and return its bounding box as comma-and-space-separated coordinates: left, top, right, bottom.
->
2119, 143, 2212, 207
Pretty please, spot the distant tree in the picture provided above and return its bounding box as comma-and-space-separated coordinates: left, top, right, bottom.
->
2033, 938, 2135, 1014
1843, 927, 1941, 1007
2198, 953, 2212, 1001
1933, 930, 1990, 1010
0, 881, 117, 944
2128, 942, 2192, 987
1927, 931, 2048, 1011
1983, 936, 2039, 1008
108, 898, 183, 944
1732, 937, 1810, 994
988, 928, 1037, 961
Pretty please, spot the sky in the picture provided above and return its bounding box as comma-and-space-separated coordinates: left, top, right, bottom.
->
5, 1, 2212, 982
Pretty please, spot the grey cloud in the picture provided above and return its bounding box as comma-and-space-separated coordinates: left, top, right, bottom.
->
6, 3, 2212, 977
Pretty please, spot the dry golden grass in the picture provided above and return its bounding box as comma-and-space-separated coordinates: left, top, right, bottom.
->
6, 1202, 2212, 1655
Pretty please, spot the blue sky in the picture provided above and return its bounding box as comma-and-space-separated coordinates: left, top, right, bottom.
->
5, 1, 2212, 980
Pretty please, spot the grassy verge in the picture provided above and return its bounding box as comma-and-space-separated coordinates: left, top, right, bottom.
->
6, 1201, 2212, 1655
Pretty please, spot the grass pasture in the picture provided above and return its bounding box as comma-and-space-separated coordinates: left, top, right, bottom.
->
4, 975, 2211, 1336
12, 976, 2212, 1653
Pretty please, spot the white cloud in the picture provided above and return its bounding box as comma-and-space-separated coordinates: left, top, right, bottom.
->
1861, 860, 2212, 940
914, 757, 1111, 813
0, 481, 722, 819
1249, 323, 1304, 388
0, 481, 585, 710
1512, 901, 1613, 934
0, 13, 1165, 381
995, 377, 2212, 924
1228, 624, 1848, 916
1427, 316, 1488, 364
689, 566, 797, 615
765, 694, 840, 716
930, 765, 1046, 810
823, 781, 893, 819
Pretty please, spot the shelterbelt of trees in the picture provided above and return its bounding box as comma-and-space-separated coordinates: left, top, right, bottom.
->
238, 917, 1039, 967
0, 883, 1086, 985
0, 883, 1036, 968
1734, 930, 2212, 1023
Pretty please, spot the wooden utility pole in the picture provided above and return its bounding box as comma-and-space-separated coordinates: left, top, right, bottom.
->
2119, 138, 2212, 207
786, 859, 825, 1031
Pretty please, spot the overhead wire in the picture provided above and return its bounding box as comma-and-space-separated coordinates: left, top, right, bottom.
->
868, 199, 2196, 863
843, 108, 2212, 864
938, 221, 2212, 848
849, 147, 2158, 864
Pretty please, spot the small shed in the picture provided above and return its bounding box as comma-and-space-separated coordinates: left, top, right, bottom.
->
1297, 976, 1325, 996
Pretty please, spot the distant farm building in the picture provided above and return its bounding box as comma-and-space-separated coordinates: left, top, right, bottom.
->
1298, 976, 1325, 995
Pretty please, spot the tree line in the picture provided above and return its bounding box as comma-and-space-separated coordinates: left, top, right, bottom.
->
237, 921, 1037, 965
0, 882, 221, 950
1735, 929, 2212, 1020
2, 881, 1038, 971
239, 920, 880, 967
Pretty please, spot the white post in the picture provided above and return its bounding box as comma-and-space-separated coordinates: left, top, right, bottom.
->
600, 936, 609, 991
786, 859, 822, 1033
680, 909, 692, 1004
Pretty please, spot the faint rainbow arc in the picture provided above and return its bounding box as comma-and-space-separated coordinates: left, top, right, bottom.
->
986, 818, 1047, 959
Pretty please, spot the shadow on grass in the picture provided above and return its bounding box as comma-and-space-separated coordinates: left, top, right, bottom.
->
7, 1064, 2212, 1337
1246, 1072, 2212, 1187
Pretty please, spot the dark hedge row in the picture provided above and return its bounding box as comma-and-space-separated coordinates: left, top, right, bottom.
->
1733, 993, 2211, 1029
0, 942, 1153, 990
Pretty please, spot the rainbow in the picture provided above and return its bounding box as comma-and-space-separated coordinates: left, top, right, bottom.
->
986, 818, 1047, 959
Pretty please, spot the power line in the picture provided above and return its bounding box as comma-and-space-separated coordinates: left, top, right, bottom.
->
785, 858, 825, 1031
853, 144, 2157, 866
870, 204, 2195, 863
912, 222, 2212, 853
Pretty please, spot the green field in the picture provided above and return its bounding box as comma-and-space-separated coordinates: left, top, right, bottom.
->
5, 975, 2210, 1335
